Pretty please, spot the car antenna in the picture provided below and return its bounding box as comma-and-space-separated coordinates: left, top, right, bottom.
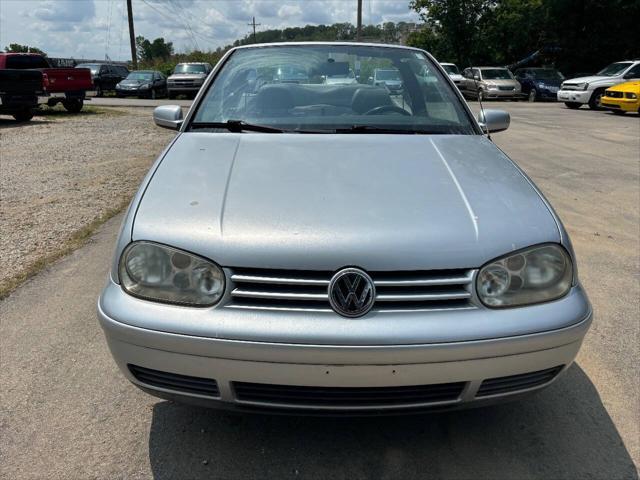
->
468, 59, 490, 139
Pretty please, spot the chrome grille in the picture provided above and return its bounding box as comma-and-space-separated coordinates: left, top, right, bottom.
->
227, 268, 476, 312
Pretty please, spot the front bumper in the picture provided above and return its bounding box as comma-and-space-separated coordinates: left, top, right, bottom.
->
484, 89, 522, 99
115, 87, 149, 97
557, 89, 591, 104
167, 84, 202, 93
601, 97, 639, 112
98, 280, 592, 413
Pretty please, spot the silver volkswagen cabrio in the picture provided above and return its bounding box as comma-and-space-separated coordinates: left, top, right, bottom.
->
98, 43, 592, 414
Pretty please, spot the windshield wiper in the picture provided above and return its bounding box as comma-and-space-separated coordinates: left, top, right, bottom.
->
189, 120, 285, 133
334, 125, 436, 134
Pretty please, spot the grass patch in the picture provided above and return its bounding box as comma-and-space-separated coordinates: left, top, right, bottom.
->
35, 104, 127, 118
0, 198, 131, 301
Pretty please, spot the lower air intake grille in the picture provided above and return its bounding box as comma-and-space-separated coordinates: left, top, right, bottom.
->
476, 366, 563, 397
232, 381, 465, 408
129, 365, 219, 398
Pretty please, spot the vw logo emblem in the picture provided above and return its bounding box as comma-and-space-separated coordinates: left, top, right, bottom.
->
328, 268, 376, 318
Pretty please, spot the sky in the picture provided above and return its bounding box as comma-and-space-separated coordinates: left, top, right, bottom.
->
0, 0, 420, 61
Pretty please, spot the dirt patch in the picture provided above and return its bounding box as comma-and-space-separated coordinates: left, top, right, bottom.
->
0, 106, 175, 297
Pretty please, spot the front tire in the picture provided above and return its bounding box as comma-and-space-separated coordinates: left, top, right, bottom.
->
150, 88, 157, 100
95, 84, 103, 97
528, 88, 537, 102
12, 108, 34, 122
588, 89, 605, 110
62, 99, 83, 113
564, 102, 581, 109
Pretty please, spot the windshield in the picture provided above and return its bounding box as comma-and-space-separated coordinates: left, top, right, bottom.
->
441, 64, 460, 75
376, 69, 400, 81
530, 69, 564, 80
481, 68, 513, 80
597, 62, 632, 76
191, 45, 475, 134
126, 72, 153, 81
174, 64, 206, 74
76, 64, 100, 74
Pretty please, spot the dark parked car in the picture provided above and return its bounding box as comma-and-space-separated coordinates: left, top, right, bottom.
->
76, 63, 129, 96
515, 68, 564, 102
0, 68, 43, 121
116, 70, 167, 99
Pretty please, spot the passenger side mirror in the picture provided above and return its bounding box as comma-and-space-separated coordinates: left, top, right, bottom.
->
153, 105, 183, 130
477, 109, 510, 133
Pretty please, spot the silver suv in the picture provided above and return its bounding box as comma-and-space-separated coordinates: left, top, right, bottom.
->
167, 62, 212, 99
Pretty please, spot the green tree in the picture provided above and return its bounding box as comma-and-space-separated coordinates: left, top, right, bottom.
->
136, 36, 174, 62
4, 43, 46, 55
410, 0, 491, 65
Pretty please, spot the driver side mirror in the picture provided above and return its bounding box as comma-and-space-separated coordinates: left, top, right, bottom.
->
153, 105, 183, 130
473, 74, 480, 81
477, 109, 510, 133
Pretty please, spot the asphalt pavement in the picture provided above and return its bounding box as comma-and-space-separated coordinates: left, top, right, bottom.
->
1, 101, 639, 479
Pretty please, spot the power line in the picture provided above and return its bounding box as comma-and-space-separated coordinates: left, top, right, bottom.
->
104, 0, 113, 60
167, 0, 199, 51
139, 0, 218, 47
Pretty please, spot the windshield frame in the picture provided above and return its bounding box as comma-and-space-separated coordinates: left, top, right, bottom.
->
183, 43, 482, 135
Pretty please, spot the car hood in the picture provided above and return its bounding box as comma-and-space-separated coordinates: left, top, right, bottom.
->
120, 79, 148, 86
133, 134, 559, 270
533, 78, 562, 87
564, 75, 614, 85
483, 79, 520, 87
607, 81, 640, 92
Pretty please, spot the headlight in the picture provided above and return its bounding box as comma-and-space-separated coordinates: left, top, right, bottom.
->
476, 244, 573, 308
626, 92, 637, 99
116, 82, 121, 88
119, 242, 225, 306
575, 82, 589, 90
140, 83, 151, 89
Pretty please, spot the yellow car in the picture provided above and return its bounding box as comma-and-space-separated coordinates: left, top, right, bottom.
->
601, 81, 640, 114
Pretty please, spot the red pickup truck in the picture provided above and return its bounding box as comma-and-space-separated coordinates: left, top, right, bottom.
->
0, 53, 93, 112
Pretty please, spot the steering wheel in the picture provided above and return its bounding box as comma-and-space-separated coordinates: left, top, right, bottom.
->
364, 105, 411, 116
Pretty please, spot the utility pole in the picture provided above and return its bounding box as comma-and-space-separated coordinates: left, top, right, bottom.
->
356, 0, 363, 41
127, 0, 138, 69
248, 17, 261, 43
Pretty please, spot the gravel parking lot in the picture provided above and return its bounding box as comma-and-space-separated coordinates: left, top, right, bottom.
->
0, 107, 174, 296
1, 102, 639, 479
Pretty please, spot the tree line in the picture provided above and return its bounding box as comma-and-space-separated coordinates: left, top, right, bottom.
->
407, 0, 639, 75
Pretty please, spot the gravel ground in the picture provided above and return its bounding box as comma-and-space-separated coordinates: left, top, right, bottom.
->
0, 107, 174, 295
